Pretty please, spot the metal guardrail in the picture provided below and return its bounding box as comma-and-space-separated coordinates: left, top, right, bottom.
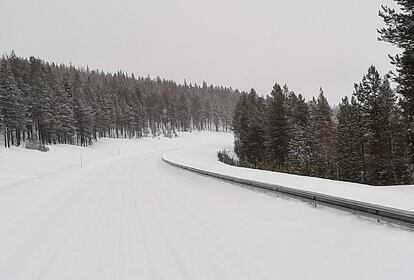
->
162, 155, 414, 228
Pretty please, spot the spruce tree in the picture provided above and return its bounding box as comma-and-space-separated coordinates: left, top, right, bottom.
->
266, 83, 289, 166
378, 1, 414, 168
190, 95, 202, 130
53, 82, 75, 144
0, 53, 238, 147
336, 96, 365, 182
286, 93, 310, 174
245, 91, 266, 165
177, 92, 190, 132
389, 103, 412, 184
308, 89, 335, 178
0, 61, 26, 147
233, 92, 250, 162
353, 66, 406, 185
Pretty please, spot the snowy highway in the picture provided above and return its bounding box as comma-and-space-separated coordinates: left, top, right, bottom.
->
1, 132, 414, 280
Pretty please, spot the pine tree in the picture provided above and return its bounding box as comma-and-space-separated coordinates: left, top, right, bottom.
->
266, 83, 289, 166
389, 103, 411, 184
0, 61, 26, 147
233, 92, 250, 162
53, 82, 75, 144
0, 53, 238, 147
190, 94, 202, 130
336, 96, 365, 182
133, 86, 147, 137
93, 86, 113, 138
286, 93, 310, 174
176, 92, 190, 132
378, 1, 414, 169
245, 91, 266, 165
353, 66, 403, 185
28, 57, 54, 144
73, 86, 95, 146
308, 89, 336, 178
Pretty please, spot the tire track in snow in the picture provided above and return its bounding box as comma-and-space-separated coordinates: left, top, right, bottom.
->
139, 156, 267, 279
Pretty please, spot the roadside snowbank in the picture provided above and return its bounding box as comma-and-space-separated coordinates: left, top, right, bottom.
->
0, 132, 231, 236
0, 132, 231, 190
162, 138, 414, 212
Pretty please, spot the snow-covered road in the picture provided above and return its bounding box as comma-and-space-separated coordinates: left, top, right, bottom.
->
1, 132, 414, 280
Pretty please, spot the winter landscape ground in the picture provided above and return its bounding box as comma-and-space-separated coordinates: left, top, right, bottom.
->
164, 140, 414, 213
1, 132, 414, 280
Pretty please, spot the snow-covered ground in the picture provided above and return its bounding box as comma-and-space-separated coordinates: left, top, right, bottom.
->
1, 132, 414, 280
164, 138, 414, 212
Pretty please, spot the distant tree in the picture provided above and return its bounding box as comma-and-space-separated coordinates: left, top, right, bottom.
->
389, 104, 412, 184
286, 93, 310, 174
233, 92, 250, 162
245, 91, 266, 165
53, 82, 75, 144
0, 53, 239, 147
266, 83, 289, 166
0, 61, 26, 147
190, 94, 202, 130
73, 88, 94, 146
308, 89, 336, 178
336, 96, 364, 182
228, 74, 410, 185
353, 66, 404, 185
176, 92, 190, 131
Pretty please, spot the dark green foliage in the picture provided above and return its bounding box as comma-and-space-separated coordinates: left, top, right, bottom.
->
336, 67, 411, 185
266, 83, 289, 165
0, 53, 238, 147
389, 105, 412, 184
190, 95, 202, 130
0, 60, 26, 147
243, 93, 266, 165
217, 150, 237, 166
231, 67, 411, 185
233, 89, 267, 166
378, 1, 414, 165
353, 67, 409, 185
223, 2, 414, 186
176, 92, 191, 132
286, 93, 310, 175
309, 89, 336, 178
336, 96, 365, 183
233, 92, 250, 162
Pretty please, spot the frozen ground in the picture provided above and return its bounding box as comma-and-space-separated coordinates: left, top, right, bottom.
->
164, 139, 414, 212
1, 132, 414, 280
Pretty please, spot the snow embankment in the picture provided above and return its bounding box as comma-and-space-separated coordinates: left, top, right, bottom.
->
0, 132, 232, 236
0, 132, 232, 191
162, 139, 414, 213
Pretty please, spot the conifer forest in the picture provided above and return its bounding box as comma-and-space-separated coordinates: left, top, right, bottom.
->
0, 53, 238, 147
227, 0, 414, 186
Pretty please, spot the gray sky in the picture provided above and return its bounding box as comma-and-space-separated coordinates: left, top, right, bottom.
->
0, 0, 397, 104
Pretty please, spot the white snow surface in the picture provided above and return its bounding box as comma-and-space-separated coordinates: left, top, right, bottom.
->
164, 137, 414, 212
1, 132, 414, 280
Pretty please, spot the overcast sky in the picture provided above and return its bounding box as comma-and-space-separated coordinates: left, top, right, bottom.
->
0, 0, 397, 104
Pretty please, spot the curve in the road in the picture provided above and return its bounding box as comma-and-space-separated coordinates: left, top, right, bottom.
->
161, 154, 414, 228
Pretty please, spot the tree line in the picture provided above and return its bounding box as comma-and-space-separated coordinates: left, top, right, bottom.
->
227, 0, 413, 186
0, 52, 239, 147
231, 66, 409, 186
